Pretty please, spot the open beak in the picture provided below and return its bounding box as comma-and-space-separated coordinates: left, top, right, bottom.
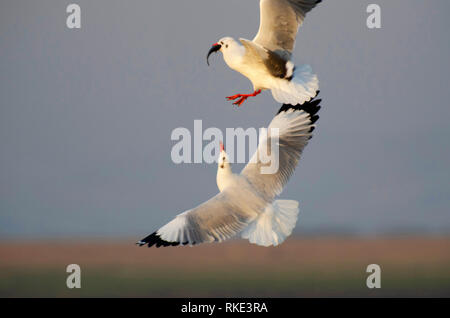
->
207, 43, 221, 66
219, 141, 225, 152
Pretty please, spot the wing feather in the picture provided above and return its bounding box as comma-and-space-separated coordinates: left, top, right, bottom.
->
240, 38, 290, 78
137, 187, 267, 247
253, 0, 321, 58
240, 93, 321, 201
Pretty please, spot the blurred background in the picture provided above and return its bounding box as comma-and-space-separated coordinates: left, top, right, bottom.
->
0, 0, 449, 297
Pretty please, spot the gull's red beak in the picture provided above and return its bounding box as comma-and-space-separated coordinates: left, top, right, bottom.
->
220, 141, 224, 152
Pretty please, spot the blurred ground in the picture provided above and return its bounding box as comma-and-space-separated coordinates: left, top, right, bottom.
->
1, 236, 449, 297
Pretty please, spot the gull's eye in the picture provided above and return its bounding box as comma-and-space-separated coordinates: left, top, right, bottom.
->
220, 165, 224, 169
222, 157, 226, 161
220, 41, 223, 45
225, 44, 228, 48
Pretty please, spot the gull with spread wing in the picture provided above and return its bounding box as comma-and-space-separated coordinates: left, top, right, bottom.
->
137, 94, 321, 248
207, 0, 322, 107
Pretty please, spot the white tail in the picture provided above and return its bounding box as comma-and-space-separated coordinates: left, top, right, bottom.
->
271, 64, 319, 105
241, 200, 299, 247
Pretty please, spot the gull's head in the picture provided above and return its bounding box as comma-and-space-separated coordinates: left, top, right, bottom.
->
218, 141, 229, 169
207, 37, 239, 66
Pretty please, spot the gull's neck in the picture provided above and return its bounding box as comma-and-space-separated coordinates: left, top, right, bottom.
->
216, 163, 234, 192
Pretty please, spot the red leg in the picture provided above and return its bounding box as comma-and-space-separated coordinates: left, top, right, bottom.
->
226, 89, 261, 106
226, 94, 242, 101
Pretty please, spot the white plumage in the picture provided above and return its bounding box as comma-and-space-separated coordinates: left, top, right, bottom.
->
241, 200, 299, 247
207, 0, 322, 106
137, 96, 321, 248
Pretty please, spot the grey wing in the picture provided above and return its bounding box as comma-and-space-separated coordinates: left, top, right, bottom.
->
239, 38, 269, 64
253, 0, 321, 58
240, 96, 321, 202
240, 38, 291, 78
137, 189, 264, 247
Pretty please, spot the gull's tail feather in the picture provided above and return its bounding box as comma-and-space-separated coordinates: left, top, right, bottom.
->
241, 200, 299, 247
271, 64, 319, 105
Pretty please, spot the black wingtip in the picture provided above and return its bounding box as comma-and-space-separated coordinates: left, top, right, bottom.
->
276, 91, 322, 116
276, 91, 321, 134
136, 232, 180, 248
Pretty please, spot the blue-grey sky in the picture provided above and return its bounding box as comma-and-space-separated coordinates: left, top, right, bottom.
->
1, 0, 449, 238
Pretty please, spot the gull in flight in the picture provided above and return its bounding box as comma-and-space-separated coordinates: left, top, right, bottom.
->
137, 94, 321, 248
207, 0, 322, 107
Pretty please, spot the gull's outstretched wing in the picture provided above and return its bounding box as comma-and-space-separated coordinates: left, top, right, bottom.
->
240, 93, 321, 202
253, 0, 322, 59
137, 186, 267, 247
